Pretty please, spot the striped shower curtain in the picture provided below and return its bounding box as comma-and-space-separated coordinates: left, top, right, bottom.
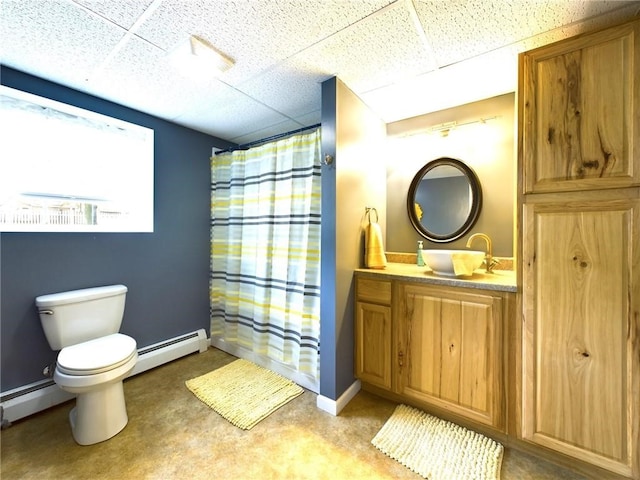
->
210, 129, 321, 381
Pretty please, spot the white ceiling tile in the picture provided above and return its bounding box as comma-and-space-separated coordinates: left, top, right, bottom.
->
84, 35, 230, 122
172, 86, 291, 141
2, 0, 638, 144
71, 0, 156, 30
361, 0, 640, 123
237, 60, 327, 119
227, 119, 318, 146
298, 2, 437, 94
513, 2, 640, 53
1, 0, 125, 92
360, 46, 518, 123
133, 0, 396, 85
292, 110, 322, 129
413, 0, 640, 67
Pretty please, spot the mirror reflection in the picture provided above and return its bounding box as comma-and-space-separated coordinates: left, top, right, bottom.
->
407, 157, 482, 243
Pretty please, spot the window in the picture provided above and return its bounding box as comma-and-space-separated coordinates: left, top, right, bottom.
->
0, 86, 154, 232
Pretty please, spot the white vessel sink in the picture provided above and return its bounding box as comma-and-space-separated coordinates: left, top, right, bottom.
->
423, 249, 485, 277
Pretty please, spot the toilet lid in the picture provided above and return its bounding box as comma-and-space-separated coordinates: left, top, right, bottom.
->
57, 333, 137, 375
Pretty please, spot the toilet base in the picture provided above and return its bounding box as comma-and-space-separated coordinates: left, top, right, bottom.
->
68, 380, 129, 445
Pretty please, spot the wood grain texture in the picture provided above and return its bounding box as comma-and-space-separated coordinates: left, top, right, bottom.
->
355, 277, 392, 389
355, 301, 392, 389
356, 277, 391, 304
519, 19, 640, 478
521, 19, 639, 193
521, 172, 640, 478
397, 283, 503, 428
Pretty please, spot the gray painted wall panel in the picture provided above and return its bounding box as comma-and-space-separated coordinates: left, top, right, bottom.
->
0, 67, 234, 391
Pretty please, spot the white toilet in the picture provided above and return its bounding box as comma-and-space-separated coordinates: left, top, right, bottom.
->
35, 284, 138, 445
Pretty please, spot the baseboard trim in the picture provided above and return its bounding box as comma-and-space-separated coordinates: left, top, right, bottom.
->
1, 329, 208, 423
316, 379, 361, 416
129, 329, 208, 377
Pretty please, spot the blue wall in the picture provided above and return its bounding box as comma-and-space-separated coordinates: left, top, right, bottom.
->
319, 78, 338, 400
0, 67, 235, 391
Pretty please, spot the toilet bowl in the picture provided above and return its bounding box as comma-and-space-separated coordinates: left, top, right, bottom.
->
54, 333, 137, 445
36, 285, 137, 445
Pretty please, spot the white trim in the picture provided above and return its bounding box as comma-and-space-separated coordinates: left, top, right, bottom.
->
211, 337, 319, 393
129, 329, 208, 376
0, 380, 74, 424
316, 379, 361, 416
1, 329, 208, 423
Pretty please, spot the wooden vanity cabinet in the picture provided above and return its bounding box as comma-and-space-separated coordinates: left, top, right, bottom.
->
519, 18, 640, 479
355, 274, 511, 434
395, 283, 505, 430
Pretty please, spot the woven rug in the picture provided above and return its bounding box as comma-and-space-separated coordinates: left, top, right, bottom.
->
372, 404, 503, 480
185, 359, 303, 430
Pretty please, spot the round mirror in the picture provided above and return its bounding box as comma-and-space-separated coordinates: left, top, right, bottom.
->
407, 157, 482, 243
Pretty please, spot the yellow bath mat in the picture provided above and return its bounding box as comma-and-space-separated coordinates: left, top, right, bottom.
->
372, 404, 503, 480
185, 359, 303, 430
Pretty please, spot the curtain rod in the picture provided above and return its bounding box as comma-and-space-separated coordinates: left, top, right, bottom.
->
214, 123, 321, 155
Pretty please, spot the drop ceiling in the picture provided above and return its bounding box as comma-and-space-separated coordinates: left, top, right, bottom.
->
2, 0, 639, 147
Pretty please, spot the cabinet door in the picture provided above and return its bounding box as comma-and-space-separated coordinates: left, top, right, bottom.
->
355, 301, 391, 389
522, 193, 640, 477
397, 284, 503, 428
520, 19, 639, 193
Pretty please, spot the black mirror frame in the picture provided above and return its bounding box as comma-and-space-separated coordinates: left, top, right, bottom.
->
407, 157, 482, 243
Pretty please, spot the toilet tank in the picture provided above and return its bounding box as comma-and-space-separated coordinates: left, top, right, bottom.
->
35, 285, 128, 350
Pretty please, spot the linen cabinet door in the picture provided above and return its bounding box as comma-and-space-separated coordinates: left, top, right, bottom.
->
355, 277, 392, 390
521, 193, 640, 478
520, 19, 639, 193
397, 283, 503, 429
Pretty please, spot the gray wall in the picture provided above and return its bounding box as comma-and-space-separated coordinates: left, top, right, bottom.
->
386, 93, 516, 257
0, 67, 234, 391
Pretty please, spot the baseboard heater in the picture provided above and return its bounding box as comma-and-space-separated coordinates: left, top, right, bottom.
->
0, 329, 208, 423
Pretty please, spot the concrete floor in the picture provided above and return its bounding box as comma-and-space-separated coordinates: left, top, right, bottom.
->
1, 347, 588, 479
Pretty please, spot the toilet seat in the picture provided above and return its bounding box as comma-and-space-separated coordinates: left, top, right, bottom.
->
57, 333, 137, 376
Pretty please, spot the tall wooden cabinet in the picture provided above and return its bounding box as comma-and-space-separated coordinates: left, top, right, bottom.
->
519, 18, 640, 479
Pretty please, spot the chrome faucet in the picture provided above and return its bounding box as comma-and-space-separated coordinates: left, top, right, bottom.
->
466, 233, 497, 273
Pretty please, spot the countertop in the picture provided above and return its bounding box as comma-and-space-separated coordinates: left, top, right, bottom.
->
355, 262, 517, 293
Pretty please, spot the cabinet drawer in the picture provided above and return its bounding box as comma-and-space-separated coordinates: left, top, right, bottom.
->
356, 278, 391, 305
